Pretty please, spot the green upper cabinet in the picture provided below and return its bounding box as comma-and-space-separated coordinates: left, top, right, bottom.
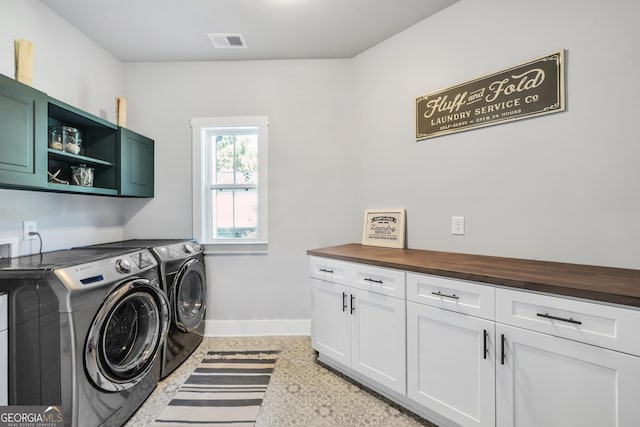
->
117, 128, 154, 197
0, 73, 47, 189
0, 73, 155, 198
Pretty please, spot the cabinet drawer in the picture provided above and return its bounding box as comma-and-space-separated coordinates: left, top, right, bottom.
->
309, 256, 349, 285
352, 264, 405, 298
407, 273, 495, 320
496, 288, 640, 356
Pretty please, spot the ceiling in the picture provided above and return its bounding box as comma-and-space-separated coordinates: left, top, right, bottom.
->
41, 0, 459, 62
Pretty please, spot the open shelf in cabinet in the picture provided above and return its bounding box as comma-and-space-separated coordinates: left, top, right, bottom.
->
47, 97, 118, 195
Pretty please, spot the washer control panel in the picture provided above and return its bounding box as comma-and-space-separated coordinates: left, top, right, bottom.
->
54, 249, 158, 291
152, 241, 203, 261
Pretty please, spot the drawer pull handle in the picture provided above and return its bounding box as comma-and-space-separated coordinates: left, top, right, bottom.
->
342, 292, 347, 312
364, 278, 383, 284
536, 312, 582, 325
319, 268, 334, 274
431, 291, 460, 300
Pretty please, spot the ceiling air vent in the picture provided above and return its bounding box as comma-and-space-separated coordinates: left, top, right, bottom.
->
207, 33, 247, 49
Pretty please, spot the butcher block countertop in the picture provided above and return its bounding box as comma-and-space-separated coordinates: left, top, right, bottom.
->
307, 244, 640, 308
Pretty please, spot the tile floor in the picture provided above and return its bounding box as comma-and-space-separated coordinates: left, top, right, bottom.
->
126, 336, 438, 426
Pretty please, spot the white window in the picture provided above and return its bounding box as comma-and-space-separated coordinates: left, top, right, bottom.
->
191, 116, 268, 253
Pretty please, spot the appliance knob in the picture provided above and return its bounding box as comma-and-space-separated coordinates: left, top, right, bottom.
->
183, 243, 195, 254
115, 259, 132, 274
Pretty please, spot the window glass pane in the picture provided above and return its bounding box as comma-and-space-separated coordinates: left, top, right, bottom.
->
212, 189, 233, 237
215, 135, 236, 184
234, 135, 257, 184
211, 189, 257, 239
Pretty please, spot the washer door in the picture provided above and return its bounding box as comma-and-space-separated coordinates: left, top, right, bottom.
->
172, 258, 207, 332
85, 279, 169, 392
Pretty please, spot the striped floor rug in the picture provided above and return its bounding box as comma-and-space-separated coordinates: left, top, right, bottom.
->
154, 350, 279, 427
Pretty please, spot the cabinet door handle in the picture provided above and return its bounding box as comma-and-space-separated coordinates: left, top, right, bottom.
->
319, 268, 334, 274
501, 334, 506, 365
483, 329, 489, 360
350, 294, 355, 314
342, 292, 347, 312
364, 278, 383, 284
536, 312, 582, 325
431, 291, 460, 300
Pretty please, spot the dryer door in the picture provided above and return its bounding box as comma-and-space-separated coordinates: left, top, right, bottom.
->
171, 258, 207, 332
85, 279, 169, 392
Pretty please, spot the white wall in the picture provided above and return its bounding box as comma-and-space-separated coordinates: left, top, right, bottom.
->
122, 60, 357, 327
0, 0, 126, 253
351, 0, 640, 269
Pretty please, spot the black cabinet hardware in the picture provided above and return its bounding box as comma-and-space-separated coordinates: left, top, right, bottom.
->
350, 294, 355, 314
364, 278, 383, 284
342, 292, 347, 312
319, 268, 334, 274
483, 329, 489, 360
501, 334, 506, 365
536, 312, 582, 325
431, 291, 460, 300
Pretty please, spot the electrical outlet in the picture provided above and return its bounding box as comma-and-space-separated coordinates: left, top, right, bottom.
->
23, 221, 37, 240
451, 216, 465, 235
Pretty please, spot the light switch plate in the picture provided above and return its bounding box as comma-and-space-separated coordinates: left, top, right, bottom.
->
451, 216, 465, 235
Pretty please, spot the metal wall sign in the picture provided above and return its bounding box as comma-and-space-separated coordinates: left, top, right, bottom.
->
416, 50, 565, 140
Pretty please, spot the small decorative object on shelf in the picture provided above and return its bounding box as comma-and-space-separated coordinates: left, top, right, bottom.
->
71, 164, 94, 187
47, 170, 69, 185
49, 126, 82, 154
48, 127, 63, 151
362, 208, 406, 249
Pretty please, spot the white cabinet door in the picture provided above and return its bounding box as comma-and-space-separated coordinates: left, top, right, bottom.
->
496, 323, 640, 427
351, 289, 406, 394
407, 302, 495, 427
310, 278, 350, 366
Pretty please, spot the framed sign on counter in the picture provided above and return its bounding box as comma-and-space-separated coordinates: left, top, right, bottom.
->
362, 209, 406, 249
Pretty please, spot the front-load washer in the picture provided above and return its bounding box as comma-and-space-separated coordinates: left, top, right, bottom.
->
0, 248, 169, 427
81, 239, 207, 378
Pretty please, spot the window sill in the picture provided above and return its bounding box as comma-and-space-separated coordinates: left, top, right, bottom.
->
201, 241, 268, 255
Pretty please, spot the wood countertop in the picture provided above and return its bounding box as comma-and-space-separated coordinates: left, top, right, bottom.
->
307, 244, 640, 308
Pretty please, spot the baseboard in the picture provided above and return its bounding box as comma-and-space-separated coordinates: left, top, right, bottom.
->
204, 318, 311, 337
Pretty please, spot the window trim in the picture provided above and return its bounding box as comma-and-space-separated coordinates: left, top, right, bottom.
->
191, 116, 268, 254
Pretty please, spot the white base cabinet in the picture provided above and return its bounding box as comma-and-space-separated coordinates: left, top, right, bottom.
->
407, 273, 497, 427
496, 323, 640, 427
311, 279, 350, 366
351, 287, 405, 393
309, 255, 640, 427
407, 302, 495, 427
310, 258, 406, 395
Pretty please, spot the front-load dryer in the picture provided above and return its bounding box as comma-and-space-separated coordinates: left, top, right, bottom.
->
0, 248, 169, 426
80, 239, 207, 379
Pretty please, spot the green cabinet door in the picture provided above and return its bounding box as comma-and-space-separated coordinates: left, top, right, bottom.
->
117, 128, 154, 197
0, 74, 46, 189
